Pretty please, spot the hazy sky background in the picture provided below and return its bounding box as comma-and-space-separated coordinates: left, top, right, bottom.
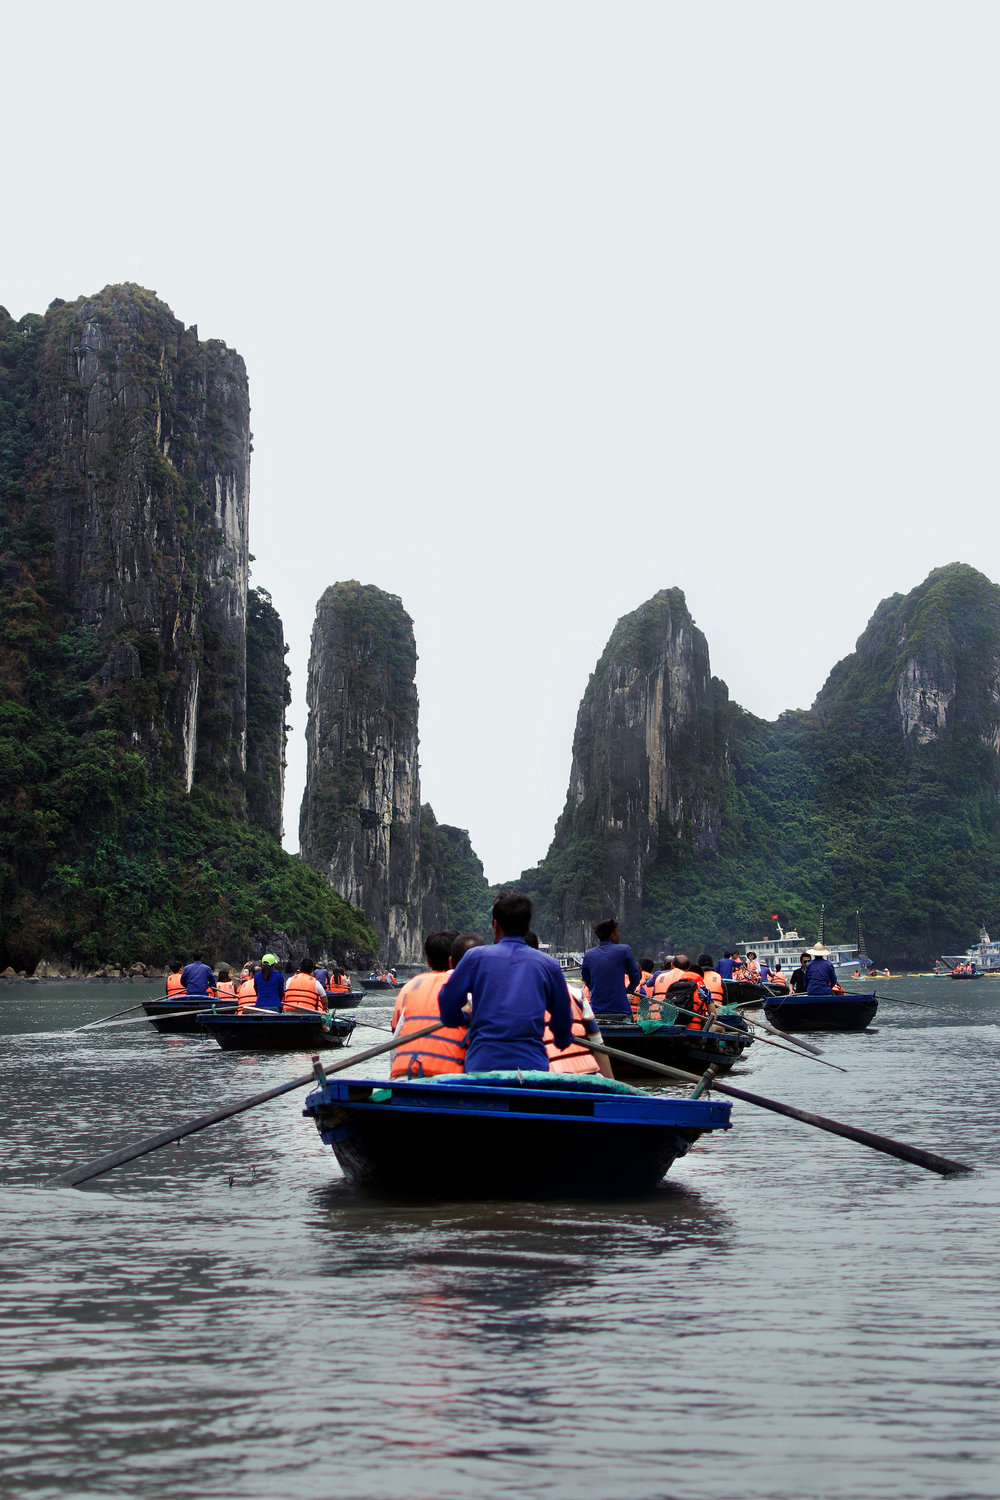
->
4, 2, 998, 880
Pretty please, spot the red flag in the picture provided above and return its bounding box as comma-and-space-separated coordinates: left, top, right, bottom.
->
771, 914, 778, 920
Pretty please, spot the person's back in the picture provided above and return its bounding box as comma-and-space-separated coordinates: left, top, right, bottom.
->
439, 894, 571, 1071
805, 955, 838, 995
253, 954, 285, 1012
716, 954, 736, 980
581, 918, 640, 1015
697, 954, 724, 1006
283, 960, 328, 1013
181, 953, 216, 998
313, 965, 331, 991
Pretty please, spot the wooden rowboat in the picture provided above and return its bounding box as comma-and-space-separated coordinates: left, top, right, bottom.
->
197, 1010, 357, 1052
763, 992, 878, 1033
597, 1018, 753, 1077
141, 995, 238, 1035
303, 1071, 732, 1198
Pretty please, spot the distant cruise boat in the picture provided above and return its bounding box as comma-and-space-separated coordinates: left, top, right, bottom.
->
939, 928, 1000, 974
735, 910, 860, 975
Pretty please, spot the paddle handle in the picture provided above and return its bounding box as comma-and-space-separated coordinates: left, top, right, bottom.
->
51, 1020, 439, 1188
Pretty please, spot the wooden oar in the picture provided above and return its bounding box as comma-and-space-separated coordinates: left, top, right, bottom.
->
580, 1039, 972, 1177
72, 1001, 150, 1032
872, 994, 929, 1007
733, 1002, 826, 1057
79, 1007, 219, 1031
50, 1021, 439, 1188
659, 1003, 846, 1071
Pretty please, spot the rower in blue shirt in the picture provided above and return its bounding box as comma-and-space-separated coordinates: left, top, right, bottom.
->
581, 918, 640, 1015
253, 952, 286, 1012
438, 891, 572, 1072
716, 952, 736, 980
181, 951, 216, 997
804, 953, 839, 994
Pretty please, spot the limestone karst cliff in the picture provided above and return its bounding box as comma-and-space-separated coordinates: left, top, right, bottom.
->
299, 582, 491, 962
526, 564, 1000, 967
0, 285, 373, 970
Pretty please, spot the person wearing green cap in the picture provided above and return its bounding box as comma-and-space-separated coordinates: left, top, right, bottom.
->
252, 953, 285, 1011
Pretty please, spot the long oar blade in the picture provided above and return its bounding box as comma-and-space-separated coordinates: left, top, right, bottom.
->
51, 1021, 435, 1188
72, 1002, 148, 1033
664, 1004, 844, 1071
582, 1040, 972, 1178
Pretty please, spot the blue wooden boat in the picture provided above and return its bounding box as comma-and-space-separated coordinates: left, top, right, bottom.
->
303, 1071, 732, 1198
198, 1010, 356, 1051
360, 976, 398, 992
597, 1018, 753, 1077
763, 991, 878, 1033
141, 995, 238, 1035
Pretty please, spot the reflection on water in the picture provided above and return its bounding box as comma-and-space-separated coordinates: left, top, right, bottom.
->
2, 979, 1000, 1498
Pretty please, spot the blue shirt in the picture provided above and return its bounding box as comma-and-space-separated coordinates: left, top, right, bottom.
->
181, 960, 216, 997
581, 941, 640, 1014
805, 957, 838, 995
438, 937, 572, 1072
314, 967, 331, 990
253, 967, 286, 1011
716, 958, 736, 979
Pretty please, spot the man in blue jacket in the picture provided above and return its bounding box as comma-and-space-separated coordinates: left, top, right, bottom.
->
181, 951, 216, 997
804, 951, 839, 994
581, 918, 640, 1016
438, 891, 571, 1071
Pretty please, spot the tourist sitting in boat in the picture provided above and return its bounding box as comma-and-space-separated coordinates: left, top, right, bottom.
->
451, 931, 485, 966
251, 953, 285, 1012
325, 967, 351, 996
236, 966, 258, 1010
282, 958, 329, 1013
581, 916, 641, 1016
789, 953, 811, 993
768, 962, 789, 989
181, 951, 216, 998
716, 951, 736, 979
520, 931, 613, 1078
390, 929, 467, 1079
438, 891, 572, 1071
630, 957, 656, 1016
215, 966, 237, 997
165, 962, 185, 999
697, 953, 725, 1008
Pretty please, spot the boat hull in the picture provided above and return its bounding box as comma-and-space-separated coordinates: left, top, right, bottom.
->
304, 1074, 732, 1198
359, 978, 396, 992
763, 993, 878, 1032
598, 1022, 752, 1078
142, 997, 238, 1035
197, 1012, 356, 1051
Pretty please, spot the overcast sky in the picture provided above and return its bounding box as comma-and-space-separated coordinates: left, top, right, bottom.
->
4, 2, 998, 880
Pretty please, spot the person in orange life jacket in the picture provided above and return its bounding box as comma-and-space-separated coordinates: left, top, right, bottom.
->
653, 954, 715, 1031
630, 958, 656, 1016
524, 931, 611, 1078
165, 962, 185, 999
581, 917, 641, 1016
697, 953, 725, 1007
252, 953, 285, 1012
769, 962, 789, 990
326, 967, 351, 995
215, 966, 237, 997
283, 957, 329, 1013
181, 951, 216, 998
390, 929, 469, 1079
745, 951, 762, 981
439, 892, 572, 1071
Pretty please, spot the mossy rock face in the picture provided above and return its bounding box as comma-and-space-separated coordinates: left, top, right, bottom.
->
0, 286, 375, 971
527, 565, 1000, 968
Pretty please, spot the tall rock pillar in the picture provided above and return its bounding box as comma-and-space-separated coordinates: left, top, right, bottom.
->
299, 583, 424, 963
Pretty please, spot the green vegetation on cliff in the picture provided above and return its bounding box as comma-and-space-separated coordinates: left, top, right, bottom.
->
526, 565, 1000, 967
0, 291, 376, 971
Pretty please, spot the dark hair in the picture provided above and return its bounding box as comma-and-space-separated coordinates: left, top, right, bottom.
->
525, 930, 540, 949
298, 957, 315, 973
594, 917, 617, 943
170, 960, 183, 971
722, 951, 731, 960
800, 952, 811, 963
697, 953, 714, 970
192, 951, 204, 962
492, 890, 532, 937
452, 931, 485, 965
217, 967, 232, 980
425, 929, 458, 971
640, 957, 655, 972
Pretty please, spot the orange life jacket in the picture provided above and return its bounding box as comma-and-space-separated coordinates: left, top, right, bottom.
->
630, 970, 654, 1018
702, 969, 724, 1004
327, 973, 351, 994
166, 971, 185, 998
544, 988, 601, 1074
282, 972, 327, 1013
216, 980, 237, 997
666, 971, 712, 1030
390, 971, 467, 1078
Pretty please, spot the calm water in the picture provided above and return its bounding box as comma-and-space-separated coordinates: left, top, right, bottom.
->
2, 978, 999, 1500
